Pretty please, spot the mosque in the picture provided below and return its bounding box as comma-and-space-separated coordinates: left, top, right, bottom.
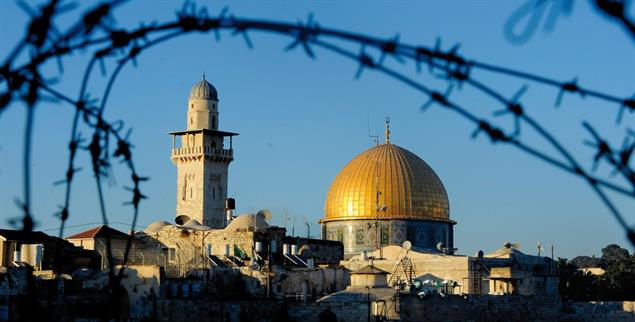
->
153, 76, 553, 293
168, 75, 455, 257
57, 76, 556, 302
0, 76, 574, 321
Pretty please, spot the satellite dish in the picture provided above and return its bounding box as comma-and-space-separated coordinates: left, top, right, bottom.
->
175, 214, 190, 225
475, 250, 484, 258
503, 241, 512, 249
436, 242, 445, 252
402, 240, 412, 251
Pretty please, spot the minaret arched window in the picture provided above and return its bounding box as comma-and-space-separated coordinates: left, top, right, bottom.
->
182, 175, 187, 200
212, 115, 216, 130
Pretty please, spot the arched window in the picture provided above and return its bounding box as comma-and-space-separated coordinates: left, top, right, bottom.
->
182, 176, 187, 200
212, 115, 216, 129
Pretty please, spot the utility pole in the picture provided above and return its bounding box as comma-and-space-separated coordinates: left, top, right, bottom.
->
550, 244, 555, 260
366, 286, 371, 322
283, 211, 288, 233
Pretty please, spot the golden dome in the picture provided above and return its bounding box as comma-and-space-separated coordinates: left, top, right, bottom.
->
323, 143, 450, 222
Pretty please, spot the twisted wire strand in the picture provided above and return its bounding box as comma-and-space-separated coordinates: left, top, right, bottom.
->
1, 1, 634, 318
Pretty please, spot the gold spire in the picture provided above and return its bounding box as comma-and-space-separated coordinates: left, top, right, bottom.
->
384, 117, 390, 144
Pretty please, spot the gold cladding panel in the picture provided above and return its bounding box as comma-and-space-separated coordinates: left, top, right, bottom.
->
324, 143, 450, 222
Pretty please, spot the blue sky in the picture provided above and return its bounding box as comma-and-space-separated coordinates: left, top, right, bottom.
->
1, 1, 634, 258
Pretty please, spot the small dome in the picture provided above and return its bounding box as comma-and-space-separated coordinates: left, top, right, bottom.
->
225, 214, 269, 232
178, 218, 210, 231
189, 78, 218, 100
144, 220, 171, 234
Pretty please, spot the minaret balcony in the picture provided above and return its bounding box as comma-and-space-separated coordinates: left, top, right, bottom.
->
171, 146, 233, 159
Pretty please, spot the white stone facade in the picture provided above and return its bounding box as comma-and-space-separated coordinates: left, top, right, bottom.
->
170, 79, 236, 228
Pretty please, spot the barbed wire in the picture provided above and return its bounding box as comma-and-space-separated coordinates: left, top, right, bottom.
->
1, 0, 633, 318
503, 0, 635, 44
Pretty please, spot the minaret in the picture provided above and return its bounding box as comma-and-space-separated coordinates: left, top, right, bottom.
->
169, 76, 238, 228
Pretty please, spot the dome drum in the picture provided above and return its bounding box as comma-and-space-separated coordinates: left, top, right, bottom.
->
322, 219, 454, 256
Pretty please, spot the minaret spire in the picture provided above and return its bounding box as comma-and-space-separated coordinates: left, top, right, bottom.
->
384, 116, 390, 144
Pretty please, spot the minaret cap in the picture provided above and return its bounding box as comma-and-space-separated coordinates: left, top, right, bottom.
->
384, 117, 390, 144
189, 75, 218, 100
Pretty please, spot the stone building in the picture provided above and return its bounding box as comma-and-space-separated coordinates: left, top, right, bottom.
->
319, 117, 558, 298
321, 118, 454, 257
0, 229, 98, 273
340, 243, 558, 296
139, 212, 342, 279
170, 76, 238, 228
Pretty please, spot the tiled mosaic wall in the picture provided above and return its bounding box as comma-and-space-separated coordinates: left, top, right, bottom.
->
322, 219, 453, 256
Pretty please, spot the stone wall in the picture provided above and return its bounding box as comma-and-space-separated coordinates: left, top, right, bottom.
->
284, 237, 343, 264
399, 294, 561, 321
287, 294, 563, 322
561, 301, 635, 322
272, 267, 349, 302
157, 299, 291, 322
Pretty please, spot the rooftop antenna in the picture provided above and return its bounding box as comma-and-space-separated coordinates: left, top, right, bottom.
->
283, 209, 289, 232
368, 113, 379, 146
537, 241, 544, 256
283, 209, 295, 237
374, 118, 388, 258
550, 243, 555, 260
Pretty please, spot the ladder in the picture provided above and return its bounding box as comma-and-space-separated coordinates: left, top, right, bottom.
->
388, 255, 416, 286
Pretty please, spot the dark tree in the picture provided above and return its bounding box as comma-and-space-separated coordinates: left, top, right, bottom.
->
570, 255, 603, 269
601, 244, 630, 262
558, 244, 635, 301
